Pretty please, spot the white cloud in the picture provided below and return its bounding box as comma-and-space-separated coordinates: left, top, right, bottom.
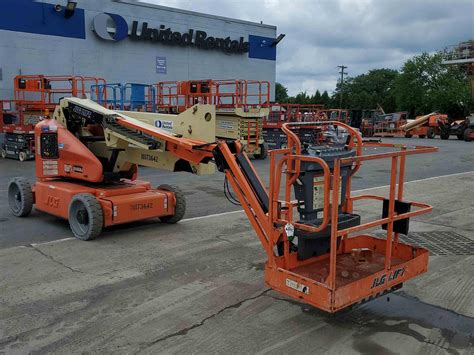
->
140, 0, 473, 95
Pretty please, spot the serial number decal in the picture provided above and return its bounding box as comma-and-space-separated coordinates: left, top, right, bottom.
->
141, 153, 159, 163
130, 203, 153, 211
285, 278, 310, 294
370, 267, 405, 289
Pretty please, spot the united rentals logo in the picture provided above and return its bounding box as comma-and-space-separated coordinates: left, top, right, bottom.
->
92, 13, 249, 54
92, 13, 128, 41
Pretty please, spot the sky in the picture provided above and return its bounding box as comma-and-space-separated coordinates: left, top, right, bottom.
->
141, 0, 473, 96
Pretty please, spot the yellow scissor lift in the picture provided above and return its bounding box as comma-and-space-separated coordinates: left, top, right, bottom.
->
155, 79, 270, 159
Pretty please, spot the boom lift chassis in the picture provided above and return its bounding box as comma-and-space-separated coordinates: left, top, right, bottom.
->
8, 98, 437, 312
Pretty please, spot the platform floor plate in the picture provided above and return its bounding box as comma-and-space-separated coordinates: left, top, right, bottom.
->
398, 231, 474, 256
291, 252, 405, 287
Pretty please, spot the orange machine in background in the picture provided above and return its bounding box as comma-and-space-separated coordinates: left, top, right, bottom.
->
401, 112, 448, 138
263, 104, 325, 149
1, 75, 105, 161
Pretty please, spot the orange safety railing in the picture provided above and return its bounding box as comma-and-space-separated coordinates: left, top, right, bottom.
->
155, 79, 270, 113
264, 104, 325, 128
373, 120, 406, 136
14, 75, 106, 111
317, 109, 350, 124
260, 121, 436, 310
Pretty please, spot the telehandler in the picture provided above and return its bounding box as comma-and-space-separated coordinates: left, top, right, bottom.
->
8, 97, 437, 312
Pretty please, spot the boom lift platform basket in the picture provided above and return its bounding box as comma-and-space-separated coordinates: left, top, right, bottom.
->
219, 121, 437, 312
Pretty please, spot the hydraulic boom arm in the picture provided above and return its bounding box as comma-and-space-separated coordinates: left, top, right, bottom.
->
51, 97, 217, 180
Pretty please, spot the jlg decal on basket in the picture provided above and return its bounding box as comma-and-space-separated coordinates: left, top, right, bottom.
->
370, 267, 405, 289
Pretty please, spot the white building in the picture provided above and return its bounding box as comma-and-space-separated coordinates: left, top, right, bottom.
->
0, 0, 278, 100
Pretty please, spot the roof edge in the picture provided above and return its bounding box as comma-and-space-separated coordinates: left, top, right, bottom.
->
112, 0, 277, 30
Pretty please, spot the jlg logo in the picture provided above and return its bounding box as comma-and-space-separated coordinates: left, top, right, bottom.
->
45, 195, 60, 208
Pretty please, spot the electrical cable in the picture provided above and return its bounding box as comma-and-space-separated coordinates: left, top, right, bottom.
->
223, 175, 241, 206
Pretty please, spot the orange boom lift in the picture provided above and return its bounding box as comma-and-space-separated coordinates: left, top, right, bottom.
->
8, 97, 437, 312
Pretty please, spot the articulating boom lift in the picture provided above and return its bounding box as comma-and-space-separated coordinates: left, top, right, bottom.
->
8, 98, 437, 312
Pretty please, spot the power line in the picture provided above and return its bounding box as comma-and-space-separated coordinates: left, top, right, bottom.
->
337, 65, 348, 109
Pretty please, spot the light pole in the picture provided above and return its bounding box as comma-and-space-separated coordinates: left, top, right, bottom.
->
337, 65, 348, 109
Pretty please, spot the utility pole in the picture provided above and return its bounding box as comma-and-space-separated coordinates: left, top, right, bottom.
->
337, 65, 348, 109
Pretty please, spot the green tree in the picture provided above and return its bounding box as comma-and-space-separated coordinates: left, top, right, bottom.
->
321, 91, 331, 107
333, 69, 399, 111
394, 52, 471, 118
311, 90, 322, 104
289, 91, 311, 104
275, 82, 289, 103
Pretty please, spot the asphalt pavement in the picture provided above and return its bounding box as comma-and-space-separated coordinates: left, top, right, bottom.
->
0, 170, 473, 353
0, 137, 473, 248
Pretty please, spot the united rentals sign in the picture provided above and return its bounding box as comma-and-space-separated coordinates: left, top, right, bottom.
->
92, 13, 249, 54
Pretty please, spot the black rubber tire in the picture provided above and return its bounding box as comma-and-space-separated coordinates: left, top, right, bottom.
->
440, 131, 449, 140
68, 193, 103, 241
457, 133, 464, 140
254, 143, 268, 160
8, 177, 34, 217
405, 133, 412, 138
419, 134, 426, 139
280, 142, 288, 149
464, 129, 473, 142
158, 184, 186, 224
427, 128, 435, 139
18, 151, 27, 162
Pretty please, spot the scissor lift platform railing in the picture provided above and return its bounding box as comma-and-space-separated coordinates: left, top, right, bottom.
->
14, 75, 106, 112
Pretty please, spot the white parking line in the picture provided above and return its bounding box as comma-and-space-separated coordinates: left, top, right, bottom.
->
6, 170, 474, 249
31, 237, 74, 246
354, 170, 474, 193
181, 209, 244, 222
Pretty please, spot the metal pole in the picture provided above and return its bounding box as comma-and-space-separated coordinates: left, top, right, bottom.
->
337, 65, 347, 109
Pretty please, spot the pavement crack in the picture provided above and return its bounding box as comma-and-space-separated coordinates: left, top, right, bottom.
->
421, 339, 459, 355
27, 244, 85, 274
265, 293, 305, 307
137, 288, 270, 352
215, 235, 234, 244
